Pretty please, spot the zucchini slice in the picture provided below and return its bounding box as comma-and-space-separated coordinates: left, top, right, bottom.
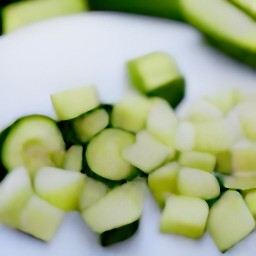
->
0, 115, 66, 177
179, 0, 256, 67
85, 128, 136, 181
82, 180, 145, 245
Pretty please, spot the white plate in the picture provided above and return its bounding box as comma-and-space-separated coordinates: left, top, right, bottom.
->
0, 12, 255, 256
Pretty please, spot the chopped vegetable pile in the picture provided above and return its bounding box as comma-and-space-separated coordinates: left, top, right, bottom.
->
0, 51, 256, 253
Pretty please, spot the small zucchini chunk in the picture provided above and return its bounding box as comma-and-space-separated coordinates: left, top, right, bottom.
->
177, 168, 220, 200
178, 151, 216, 172
19, 195, 65, 242
63, 145, 83, 172
123, 130, 171, 174
160, 195, 209, 239
111, 95, 152, 133
34, 167, 85, 211
127, 52, 185, 108
148, 162, 180, 208
207, 190, 255, 252
50, 85, 100, 121
0, 166, 33, 228
0, 115, 66, 178
82, 180, 145, 246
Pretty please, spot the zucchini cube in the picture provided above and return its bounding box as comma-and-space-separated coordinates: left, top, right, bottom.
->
148, 162, 180, 207
178, 151, 216, 172
50, 85, 100, 121
207, 190, 255, 252
123, 130, 170, 173
0, 167, 33, 228
19, 195, 65, 241
127, 52, 185, 108
177, 168, 220, 200
160, 195, 209, 239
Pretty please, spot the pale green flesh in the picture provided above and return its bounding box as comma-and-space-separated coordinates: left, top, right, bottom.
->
2, 116, 65, 177
111, 95, 152, 133
178, 151, 216, 172
3, 0, 88, 33
34, 167, 85, 211
245, 190, 256, 218
86, 128, 136, 180
19, 195, 65, 241
177, 168, 220, 200
79, 177, 109, 211
63, 145, 83, 172
148, 162, 180, 207
222, 175, 256, 190
73, 108, 109, 143
180, 0, 256, 52
160, 195, 209, 239
128, 52, 182, 93
0, 167, 33, 227
82, 180, 145, 233
146, 98, 178, 150
207, 190, 255, 252
51, 85, 100, 121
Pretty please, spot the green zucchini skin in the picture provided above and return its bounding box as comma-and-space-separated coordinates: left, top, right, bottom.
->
204, 34, 256, 69
100, 220, 139, 246
0, 125, 12, 181
88, 0, 184, 21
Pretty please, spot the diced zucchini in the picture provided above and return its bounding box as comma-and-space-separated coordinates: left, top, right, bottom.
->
19, 195, 65, 242
194, 120, 237, 154
34, 167, 85, 211
2, 0, 88, 33
180, 0, 256, 68
86, 128, 136, 181
232, 140, 256, 174
214, 151, 232, 175
178, 151, 216, 172
123, 130, 170, 174
0, 166, 33, 227
82, 180, 145, 244
220, 174, 256, 190
73, 108, 109, 143
51, 85, 100, 121
174, 122, 195, 152
79, 177, 109, 211
127, 52, 185, 108
177, 168, 220, 200
181, 99, 224, 122
111, 95, 152, 133
207, 190, 255, 252
146, 98, 178, 150
160, 195, 209, 239
236, 102, 256, 142
0, 115, 66, 177
148, 162, 180, 207
204, 89, 238, 114
63, 145, 83, 172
